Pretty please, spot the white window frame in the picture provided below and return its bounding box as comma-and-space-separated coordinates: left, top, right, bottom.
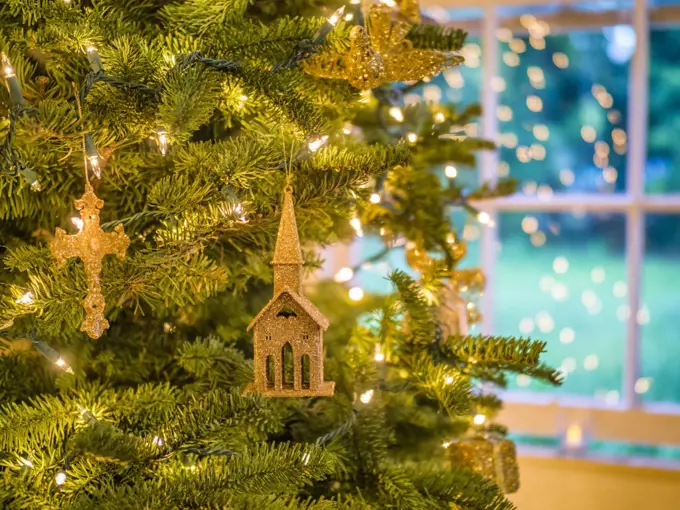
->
421, 0, 680, 449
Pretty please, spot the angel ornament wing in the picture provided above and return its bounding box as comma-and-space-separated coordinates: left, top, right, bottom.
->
302, 4, 462, 90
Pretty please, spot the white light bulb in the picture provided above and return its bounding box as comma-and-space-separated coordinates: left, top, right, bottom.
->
308, 135, 329, 152
370, 193, 381, 204
442, 441, 451, 448
345, 13, 354, 21
302, 452, 311, 465
477, 211, 491, 224
380, 0, 397, 6
86, 46, 97, 54
350, 217, 363, 237
328, 6, 345, 26
473, 414, 486, 425
4, 65, 14, 78
71, 217, 84, 231
16, 291, 34, 305
374, 345, 385, 362
349, 287, 364, 301
445, 165, 458, 178
18, 457, 33, 468
444, 376, 454, 385
88, 155, 101, 179
334, 267, 354, 283
55, 471, 67, 485
359, 389, 374, 403
388, 107, 404, 122
406, 132, 418, 143
157, 131, 168, 156
152, 435, 164, 446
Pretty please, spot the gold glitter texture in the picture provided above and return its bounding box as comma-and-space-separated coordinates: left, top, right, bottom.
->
447, 434, 520, 494
302, 4, 462, 90
245, 188, 334, 397
51, 184, 129, 339
399, 0, 421, 23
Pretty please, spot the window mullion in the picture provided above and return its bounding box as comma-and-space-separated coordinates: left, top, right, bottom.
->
480, 5, 499, 335
623, 0, 649, 409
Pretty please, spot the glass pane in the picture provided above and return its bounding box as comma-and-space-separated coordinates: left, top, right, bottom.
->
647, 25, 680, 193
640, 214, 680, 403
496, 211, 626, 401
497, 4, 631, 194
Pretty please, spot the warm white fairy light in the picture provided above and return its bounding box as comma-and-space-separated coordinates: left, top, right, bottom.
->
369, 193, 381, 204
473, 414, 486, 425
71, 216, 84, 231
152, 435, 164, 446
18, 457, 33, 468
380, 0, 396, 6
374, 344, 385, 362
348, 287, 364, 301
434, 112, 446, 123
16, 291, 34, 305
55, 357, 74, 374
55, 471, 67, 486
359, 389, 374, 403
444, 376, 454, 385
302, 451, 311, 465
308, 135, 329, 152
2, 54, 14, 77
442, 441, 451, 448
327, 5, 345, 26
444, 165, 457, 178
388, 107, 404, 122
406, 132, 418, 143
477, 211, 492, 225
345, 12, 354, 21
334, 267, 354, 283
156, 128, 169, 156
350, 216, 363, 237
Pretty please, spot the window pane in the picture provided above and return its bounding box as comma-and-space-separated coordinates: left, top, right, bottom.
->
640, 214, 680, 403
497, 5, 631, 194
647, 25, 680, 193
496, 211, 626, 401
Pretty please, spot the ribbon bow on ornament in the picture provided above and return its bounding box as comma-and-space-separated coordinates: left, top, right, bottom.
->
302, 4, 463, 90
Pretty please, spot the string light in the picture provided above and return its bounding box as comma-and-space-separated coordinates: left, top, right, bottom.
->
444, 376, 454, 385
442, 441, 451, 448
350, 216, 363, 237
434, 112, 446, 123
327, 5, 345, 26
85, 46, 103, 72
477, 211, 492, 226
369, 193, 381, 204
406, 132, 418, 143
374, 344, 385, 362
302, 451, 311, 465
348, 287, 364, 301
380, 0, 397, 6
473, 414, 486, 425
345, 12, 354, 21
155, 126, 169, 156
16, 291, 34, 305
18, 457, 33, 468
2, 52, 24, 106
444, 165, 457, 178
359, 389, 374, 403
55, 471, 67, 486
388, 107, 404, 122
152, 436, 164, 446
308, 135, 328, 152
84, 134, 101, 178
334, 267, 354, 283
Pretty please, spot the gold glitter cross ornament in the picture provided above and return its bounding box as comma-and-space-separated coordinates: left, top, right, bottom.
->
51, 183, 129, 339
302, 3, 462, 90
244, 186, 334, 397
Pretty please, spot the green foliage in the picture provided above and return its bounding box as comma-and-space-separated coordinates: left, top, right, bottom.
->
0, 0, 558, 508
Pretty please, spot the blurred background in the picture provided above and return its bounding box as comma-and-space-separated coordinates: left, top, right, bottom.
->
326, 0, 680, 506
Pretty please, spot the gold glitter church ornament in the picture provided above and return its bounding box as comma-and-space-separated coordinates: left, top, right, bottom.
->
302, 3, 462, 90
244, 186, 334, 397
51, 183, 129, 339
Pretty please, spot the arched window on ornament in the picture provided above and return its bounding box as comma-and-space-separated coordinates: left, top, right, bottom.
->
301, 354, 311, 389
281, 343, 294, 389
265, 355, 275, 389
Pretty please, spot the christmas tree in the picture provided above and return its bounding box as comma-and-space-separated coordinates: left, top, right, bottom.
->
0, 1, 560, 508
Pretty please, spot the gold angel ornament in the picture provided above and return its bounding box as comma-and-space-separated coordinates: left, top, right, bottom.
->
51, 184, 129, 339
302, 4, 462, 90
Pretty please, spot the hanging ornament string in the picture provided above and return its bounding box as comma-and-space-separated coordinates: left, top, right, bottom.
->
72, 83, 91, 185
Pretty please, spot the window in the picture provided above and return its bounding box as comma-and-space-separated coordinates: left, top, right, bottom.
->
330, 0, 680, 458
